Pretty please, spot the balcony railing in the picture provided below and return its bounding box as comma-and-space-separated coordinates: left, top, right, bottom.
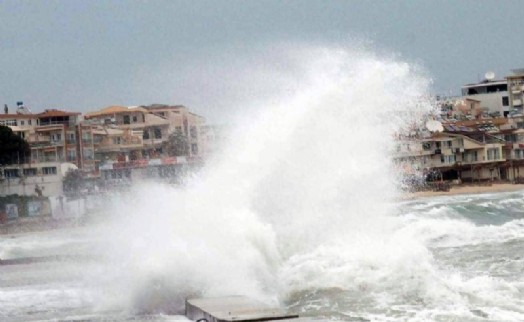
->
31, 156, 64, 163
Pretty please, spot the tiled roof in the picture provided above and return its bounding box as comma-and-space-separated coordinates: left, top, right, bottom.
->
85, 106, 148, 118
37, 109, 80, 117
0, 113, 36, 119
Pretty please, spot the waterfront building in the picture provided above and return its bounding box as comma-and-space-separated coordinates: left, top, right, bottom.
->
461, 79, 509, 117
505, 69, 524, 114
82, 104, 209, 185
0, 102, 210, 195
396, 115, 524, 184
0, 106, 86, 196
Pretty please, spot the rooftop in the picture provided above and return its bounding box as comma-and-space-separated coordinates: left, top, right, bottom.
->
37, 109, 81, 118
462, 79, 507, 89
84, 106, 148, 118
0, 109, 80, 119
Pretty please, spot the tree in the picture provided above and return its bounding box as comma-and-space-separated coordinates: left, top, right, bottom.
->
62, 169, 84, 197
0, 125, 30, 165
163, 131, 189, 156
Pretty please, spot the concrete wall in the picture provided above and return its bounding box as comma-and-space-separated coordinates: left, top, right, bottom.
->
0, 162, 64, 197
464, 93, 508, 114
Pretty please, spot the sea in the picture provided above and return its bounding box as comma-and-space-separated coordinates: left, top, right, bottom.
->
1, 47, 523, 321
0, 191, 523, 321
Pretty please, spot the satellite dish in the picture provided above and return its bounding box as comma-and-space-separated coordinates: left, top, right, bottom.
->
426, 120, 444, 132
485, 71, 495, 81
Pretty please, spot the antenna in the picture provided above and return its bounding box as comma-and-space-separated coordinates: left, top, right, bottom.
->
426, 120, 444, 133
485, 71, 495, 81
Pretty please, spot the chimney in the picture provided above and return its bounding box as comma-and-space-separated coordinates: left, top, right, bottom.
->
4, 104, 7, 115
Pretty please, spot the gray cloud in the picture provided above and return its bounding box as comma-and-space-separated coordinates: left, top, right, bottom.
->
1, 1, 523, 122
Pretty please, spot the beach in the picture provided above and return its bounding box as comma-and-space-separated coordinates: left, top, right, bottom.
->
404, 183, 524, 200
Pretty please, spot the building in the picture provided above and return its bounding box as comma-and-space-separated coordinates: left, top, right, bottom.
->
461, 79, 509, 117
0, 102, 211, 195
141, 104, 209, 158
83, 104, 209, 184
505, 69, 524, 114
396, 116, 524, 184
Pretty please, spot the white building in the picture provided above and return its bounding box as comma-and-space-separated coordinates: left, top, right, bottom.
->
0, 162, 76, 197
461, 79, 509, 117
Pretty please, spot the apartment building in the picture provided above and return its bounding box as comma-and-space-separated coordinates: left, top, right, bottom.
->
141, 104, 208, 158
83, 104, 208, 183
0, 108, 88, 196
395, 114, 524, 183
461, 79, 509, 117
506, 69, 524, 114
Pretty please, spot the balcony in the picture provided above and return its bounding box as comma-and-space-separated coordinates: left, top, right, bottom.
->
96, 137, 144, 152
31, 155, 64, 163
143, 138, 165, 146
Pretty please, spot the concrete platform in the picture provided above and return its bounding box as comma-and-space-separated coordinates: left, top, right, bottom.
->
185, 296, 299, 322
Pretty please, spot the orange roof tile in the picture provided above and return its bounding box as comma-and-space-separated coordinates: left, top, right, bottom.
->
37, 109, 80, 117
0, 113, 36, 119
85, 106, 148, 118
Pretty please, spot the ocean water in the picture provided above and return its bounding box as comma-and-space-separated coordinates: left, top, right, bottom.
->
1, 48, 522, 321
1, 191, 523, 321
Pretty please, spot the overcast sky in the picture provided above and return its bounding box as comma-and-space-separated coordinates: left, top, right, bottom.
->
1, 1, 522, 122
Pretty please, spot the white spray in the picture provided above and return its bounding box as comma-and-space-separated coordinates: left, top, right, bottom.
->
92, 45, 435, 315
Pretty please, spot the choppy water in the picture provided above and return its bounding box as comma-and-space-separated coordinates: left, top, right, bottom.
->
1, 190, 523, 322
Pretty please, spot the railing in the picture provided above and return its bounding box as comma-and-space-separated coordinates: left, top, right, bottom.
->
39, 120, 74, 126
50, 140, 64, 146
31, 156, 63, 163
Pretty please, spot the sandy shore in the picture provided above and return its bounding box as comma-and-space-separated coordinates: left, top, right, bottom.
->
403, 183, 524, 200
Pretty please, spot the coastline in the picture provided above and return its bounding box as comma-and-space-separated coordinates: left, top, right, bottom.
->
403, 183, 524, 200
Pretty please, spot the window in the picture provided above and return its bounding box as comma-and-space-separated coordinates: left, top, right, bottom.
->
67, 149, 76, 161
28, 119, 32, 125
143, 130, 150, 140
20, 120, 24, 126
435, 142, 441, 149
191, 143, 198, 155
112, 137, 122, 145
446, 141, 452, 148
51, 133, 62, 142
487, 148, 500, 161
190, 126, 198, 139
4, 169, 19, 178
42, 167, 57, 175
0, 119, 17, 126
503, 96, 509, 106
422, 142, 431, 150
440, 155, 445, 163
154, 128, 162, 139
23, 168, 37, 176
132, 115, 138, 122
123, 115, 130, 124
